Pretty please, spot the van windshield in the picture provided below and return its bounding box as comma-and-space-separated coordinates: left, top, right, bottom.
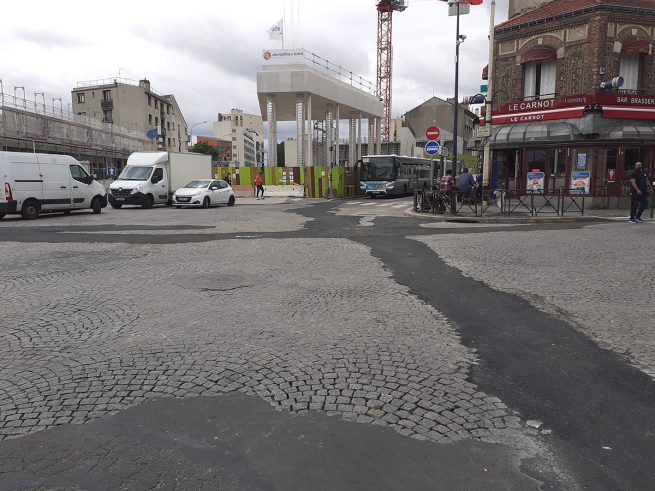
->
118, 166, 152, 181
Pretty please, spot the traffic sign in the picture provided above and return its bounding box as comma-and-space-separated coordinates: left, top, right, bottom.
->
425, 140, 441, 156
426, 125, 440, 140
107, 166, 117, 177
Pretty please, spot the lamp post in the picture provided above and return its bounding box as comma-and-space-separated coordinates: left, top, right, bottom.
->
449, 1, 465, 177
188, 120, 207, 148
52, 97, 63, 118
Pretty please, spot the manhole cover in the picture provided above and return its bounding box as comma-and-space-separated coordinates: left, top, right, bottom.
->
173, 273, 260, 292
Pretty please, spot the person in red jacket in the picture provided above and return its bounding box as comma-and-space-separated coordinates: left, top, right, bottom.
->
255, 172, 265, 200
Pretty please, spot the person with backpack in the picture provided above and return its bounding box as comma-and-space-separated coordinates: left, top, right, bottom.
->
255, 172, 265, 200
439, 169, 454, 193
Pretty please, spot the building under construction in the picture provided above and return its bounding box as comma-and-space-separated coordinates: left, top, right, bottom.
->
0, 83, 151, 178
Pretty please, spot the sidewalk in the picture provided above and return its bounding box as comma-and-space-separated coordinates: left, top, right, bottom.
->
404, 207, 654, 224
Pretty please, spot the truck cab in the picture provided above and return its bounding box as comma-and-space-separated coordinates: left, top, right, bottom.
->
108, 156, 169, 209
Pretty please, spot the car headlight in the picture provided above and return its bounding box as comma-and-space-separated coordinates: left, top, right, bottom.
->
386, 183, 394, 189
360, 182, 366, 189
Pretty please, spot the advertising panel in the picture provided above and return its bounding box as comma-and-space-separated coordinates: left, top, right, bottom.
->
527, 172, 545, 193
570, 171, 591, 194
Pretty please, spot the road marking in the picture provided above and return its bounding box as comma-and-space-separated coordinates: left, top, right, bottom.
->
391, 203, 408, 208
359, 202, 376, 206
374, 202, 394, 207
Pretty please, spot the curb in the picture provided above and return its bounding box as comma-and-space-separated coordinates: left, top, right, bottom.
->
403, 209, 614, 224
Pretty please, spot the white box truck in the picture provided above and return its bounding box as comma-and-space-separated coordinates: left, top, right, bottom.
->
0, 151, 107, 220
108, 152, 211, 209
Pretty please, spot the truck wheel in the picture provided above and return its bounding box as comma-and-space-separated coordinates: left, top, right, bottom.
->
143, 195, 154, 209
91, 197, 102, 214
227, 195, 235, 207
110, 202, 123, 209
21, 199, 40, 220
202, 197, 210, 209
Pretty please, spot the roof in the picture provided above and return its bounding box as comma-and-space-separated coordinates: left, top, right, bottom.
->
497, 0, 655, 31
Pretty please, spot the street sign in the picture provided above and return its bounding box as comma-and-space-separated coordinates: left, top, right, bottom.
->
107, 166, 117, 177
475, 126, 491, 138
425, 126, 440, 140
448, 2, 470, 15
425, 140, 441, 156
480, 84, 488, 94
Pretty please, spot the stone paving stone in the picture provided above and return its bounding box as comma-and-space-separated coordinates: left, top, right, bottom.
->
0, 218, 528, 446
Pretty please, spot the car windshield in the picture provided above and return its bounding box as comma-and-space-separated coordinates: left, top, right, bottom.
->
118, 166, 152, 181
183, 180, 211, 188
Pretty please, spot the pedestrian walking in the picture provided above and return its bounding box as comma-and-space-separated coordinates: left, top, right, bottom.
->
255, 172, 265, 200
628, 161, 651, 223
224, 174, 231, 186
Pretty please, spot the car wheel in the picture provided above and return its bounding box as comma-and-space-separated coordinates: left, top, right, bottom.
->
63, 210, 71, 215
175, 206, 182, 209
202, 197, 210, 209
21, 199, 40, 220
110, 202, 123, 209
227, 195, 235, 207
143, 195, 154, 209
91, 197, 102, 214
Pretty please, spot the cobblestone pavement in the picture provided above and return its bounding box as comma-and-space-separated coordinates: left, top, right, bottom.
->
414, 222, 655, 378
0, 225, 533, 448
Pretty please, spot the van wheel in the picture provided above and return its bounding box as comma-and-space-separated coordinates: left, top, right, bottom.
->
21, 199, 40, 220
110, 202, 123, 209
227, 195, 235, 207
202, 197, 210, 209
91, 197, 102, 214
143, 195, 154, 209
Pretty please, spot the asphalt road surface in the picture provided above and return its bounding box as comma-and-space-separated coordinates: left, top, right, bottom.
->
0, 201, 653, 489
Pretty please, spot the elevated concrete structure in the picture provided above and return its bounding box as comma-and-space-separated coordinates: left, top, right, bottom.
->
257, 49, 384, 168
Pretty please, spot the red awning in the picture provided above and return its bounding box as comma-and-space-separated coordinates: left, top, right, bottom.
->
520, 47, 556, 64
623, 39, 650, 54
481, 65, 488, 80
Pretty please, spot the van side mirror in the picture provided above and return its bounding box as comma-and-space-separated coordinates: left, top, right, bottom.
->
151, 176, 159, 184
91, 173, 98, 180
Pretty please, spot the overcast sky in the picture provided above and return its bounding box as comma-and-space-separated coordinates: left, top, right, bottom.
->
0, 0, 508, 140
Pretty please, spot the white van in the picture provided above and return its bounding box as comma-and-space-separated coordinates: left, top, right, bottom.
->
0, 151, 107, 220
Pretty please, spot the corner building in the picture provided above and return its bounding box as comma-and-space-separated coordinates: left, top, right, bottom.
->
488, 0, 655, 198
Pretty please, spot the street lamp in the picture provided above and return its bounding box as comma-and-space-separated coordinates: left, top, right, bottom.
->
188, 120, 207, 147
449, 0, 465, 178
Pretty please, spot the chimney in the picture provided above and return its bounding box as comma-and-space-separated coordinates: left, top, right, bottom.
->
139, 79, 151, 91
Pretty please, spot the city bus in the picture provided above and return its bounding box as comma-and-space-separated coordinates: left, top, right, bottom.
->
359, 155, 439, 198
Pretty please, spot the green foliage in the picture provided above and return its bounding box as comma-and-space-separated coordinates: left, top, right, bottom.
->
590, 203, 608, 210
192, 142, 220, 161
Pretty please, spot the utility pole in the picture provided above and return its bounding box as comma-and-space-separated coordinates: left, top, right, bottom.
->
451, 1, 462, 177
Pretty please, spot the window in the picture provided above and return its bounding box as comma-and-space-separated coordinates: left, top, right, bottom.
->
167, 105, 170, 114
152, 168, 164, 181
524, 60, 556, 100
620, 54, 639, 92
149, 114, 153, 125
148, 95, 152, 106
218, 181, 228, 189
103, 110, 113, 122
155, 99, 159, 109
78, 112, 86, 116
168, 138, 171, 147
102, 90, 111, 102
167, 122, 170, 131
155, 117, 159, 126
172, 122, 175, 131
77, 93, 85, 103
69, 165, 90, 183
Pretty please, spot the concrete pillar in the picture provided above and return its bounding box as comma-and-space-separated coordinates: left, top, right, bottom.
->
357, 113, 362, 164
348, 115, 357, 167
305, 93, 312, 167
295, 94, 305, 167
325, 105, 333, 166
335, 104, 340, 166
367, 118, 375, 156
266, 96, 277, 167
375, 117, 382, 155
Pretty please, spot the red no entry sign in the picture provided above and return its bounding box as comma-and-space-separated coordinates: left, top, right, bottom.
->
426, 125, 440, 140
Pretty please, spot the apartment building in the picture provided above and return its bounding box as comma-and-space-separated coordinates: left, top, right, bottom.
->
71, 78, 188, 152
212, 109, 264, 167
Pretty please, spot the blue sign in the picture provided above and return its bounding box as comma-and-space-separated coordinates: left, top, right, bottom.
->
146, 128, 158, 139
425, 140, 441, 156
107, 166, 117, 177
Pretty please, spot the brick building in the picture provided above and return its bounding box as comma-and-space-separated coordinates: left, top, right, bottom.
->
487, 0, 655, 197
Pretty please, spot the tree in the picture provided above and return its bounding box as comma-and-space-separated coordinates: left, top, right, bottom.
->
192, 142, 219, 161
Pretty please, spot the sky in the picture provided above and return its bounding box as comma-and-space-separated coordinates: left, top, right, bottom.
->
0, 0, 509, 141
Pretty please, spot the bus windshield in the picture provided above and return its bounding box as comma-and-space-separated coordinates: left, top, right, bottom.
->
362, 160, 395, 181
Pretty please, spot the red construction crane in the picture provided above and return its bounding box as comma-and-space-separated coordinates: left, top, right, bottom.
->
376, 0, 407, 142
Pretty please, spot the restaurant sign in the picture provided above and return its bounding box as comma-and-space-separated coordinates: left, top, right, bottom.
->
492, 93, 655, 125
